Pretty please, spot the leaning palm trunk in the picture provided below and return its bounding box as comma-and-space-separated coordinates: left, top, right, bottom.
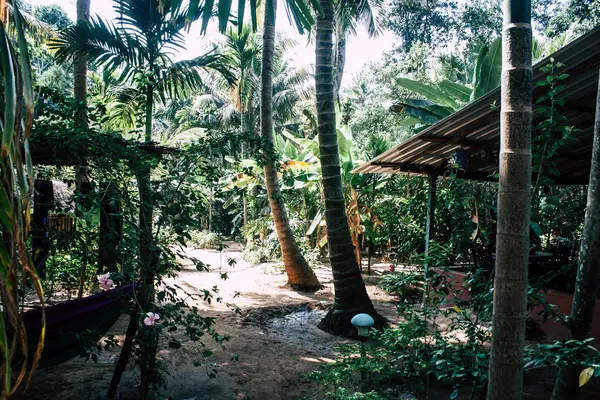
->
315, 0, 381, 337
487, 1, 532, 399
551, 69, 600, 400
260, 0, 320, 291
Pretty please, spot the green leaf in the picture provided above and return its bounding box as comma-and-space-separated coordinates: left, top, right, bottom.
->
0, 24, 16, 154
237, 0, 246, 33
530, 221, 542, 237
471, 43, 489, 89
201, 0, 216, 33
438, 80, 472, 103
187, 0, 201, 27
580, 367, 594, 387
396, 77, 460, 110
306, 210, 323, 236
223, 195, 239, 209
472, 37, 502, 100
0, 312, 11, 394
218, 0, 234, 32
318, 235, 328, 248
249, 0, 258, 30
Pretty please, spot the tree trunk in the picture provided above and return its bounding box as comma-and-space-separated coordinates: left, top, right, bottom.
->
333, 21, 346, 100
138, 85, 157, 400
487, 1, 532, 399
107, 307, 139, 400
314, 0, 383, 337
551, 69, 600, 400
74, 0, 92, 208
260, 0, 320, 291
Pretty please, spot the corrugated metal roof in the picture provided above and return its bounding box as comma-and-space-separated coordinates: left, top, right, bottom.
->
354, 26, 600, 184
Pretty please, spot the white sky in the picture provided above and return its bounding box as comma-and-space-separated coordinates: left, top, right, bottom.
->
30, 0, 395, 88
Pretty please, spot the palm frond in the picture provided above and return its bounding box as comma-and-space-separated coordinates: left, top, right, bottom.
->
338, 0, 383, 38
155, 51, 235, 101
51, 16, 142, 73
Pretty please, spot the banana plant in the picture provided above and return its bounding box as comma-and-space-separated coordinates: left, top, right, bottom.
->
0, 2, 46, 397
391, 37, 502, 128
292, 122, 389, 270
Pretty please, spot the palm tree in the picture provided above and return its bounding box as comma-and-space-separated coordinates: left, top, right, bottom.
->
74, 0, 90, 114
261, 0, 320, 290
314, 0, 381, 336
52, 1, 232, 398
53, 0, 232, 143
486, 0, 532, 399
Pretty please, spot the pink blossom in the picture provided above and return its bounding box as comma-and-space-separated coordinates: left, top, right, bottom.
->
144, 312, 160, 327
97, 273, 115, 291
389, 264, 396, 272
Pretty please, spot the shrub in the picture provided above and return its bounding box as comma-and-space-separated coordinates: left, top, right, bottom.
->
188, 230, 222, 249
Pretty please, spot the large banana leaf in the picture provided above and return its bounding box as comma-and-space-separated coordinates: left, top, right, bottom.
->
438, 79, 472, 103
472, 37, 502, 101
396, 77, 460, 110
390, 99, 451, 125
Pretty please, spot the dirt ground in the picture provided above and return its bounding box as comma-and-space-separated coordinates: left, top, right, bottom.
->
15, 244, 600, 400
16, 244, 402, 400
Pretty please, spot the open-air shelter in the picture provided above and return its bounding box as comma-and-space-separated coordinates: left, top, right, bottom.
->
353, 26, 600, 341
354, 26, 600, 259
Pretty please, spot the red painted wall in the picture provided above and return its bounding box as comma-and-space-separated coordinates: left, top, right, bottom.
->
529, 290, 600, 345
433, 268, 600, 345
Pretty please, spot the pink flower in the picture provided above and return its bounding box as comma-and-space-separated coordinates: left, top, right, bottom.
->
389, 264, 396, 272
97, 273, 115, 291
144, 312, 160, 327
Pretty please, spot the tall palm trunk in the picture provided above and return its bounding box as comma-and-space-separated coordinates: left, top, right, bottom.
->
138, 83, 157, 400
487, 1, 532, 399
74, 0, 92, 300
74, 0, 91, 199
260, 0, 320, 291
551, 70, 600, 400
333, 21, 346, 100
74, 0, 90, 114
314, 0, 381, 337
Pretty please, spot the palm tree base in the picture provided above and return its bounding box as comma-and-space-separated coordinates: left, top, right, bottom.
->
288, 282, 323, 292
317, 307, 387, 338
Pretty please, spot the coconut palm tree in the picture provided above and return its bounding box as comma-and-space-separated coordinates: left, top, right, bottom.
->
314, 0, 381, 336
53, 0, 233, 143
261, 0, 320, 290
486, 0, 532, 398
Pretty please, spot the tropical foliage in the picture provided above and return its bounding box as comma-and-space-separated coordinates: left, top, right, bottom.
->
3, 0, 600, 399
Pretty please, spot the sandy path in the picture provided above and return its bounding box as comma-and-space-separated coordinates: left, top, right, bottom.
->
16, 244, 398, 400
